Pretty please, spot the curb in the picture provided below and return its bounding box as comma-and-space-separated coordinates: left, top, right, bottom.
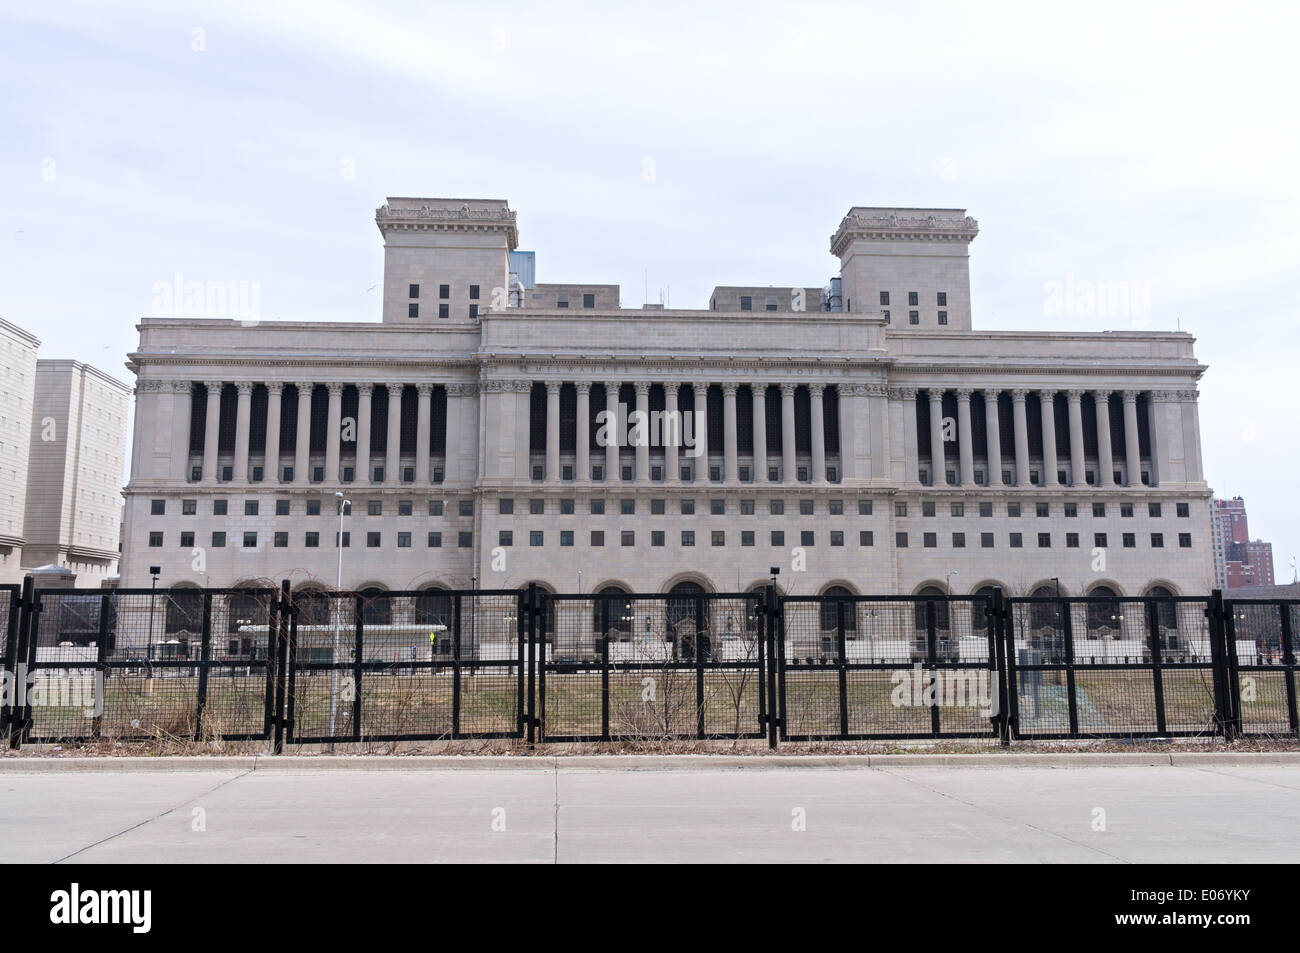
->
1, 751, 1299, 772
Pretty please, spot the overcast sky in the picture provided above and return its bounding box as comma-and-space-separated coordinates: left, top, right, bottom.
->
2, 1, 1297, 576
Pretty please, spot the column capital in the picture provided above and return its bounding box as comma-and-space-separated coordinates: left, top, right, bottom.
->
954, 387, 973, 401
545, 380, 562, 395
806, 383, 824, 397
1010, 388, 1029, 402
326, 382, 345, 396
295, 381, 315, 393
385, 382, 406, 394
779, 382, 796, 397
1122, 390, 1140, 404
722, 382, 739, 396
696, 381, 712, 393
205, 380, 224, 394
355, 382, 373, 396
604, 380, 621, 395
575, 381, 592, 395
1066, 389, 1085, 403
1092, 388, 1112, 402
1038, 388, 1056, 401
235, 381, 254, 396
264, 381, 284, 396
982, 387, 1001, 401
446, 382, 477, 397
890, 386, 918, 400
634, 380, 651, 395
416, 382, 434, 396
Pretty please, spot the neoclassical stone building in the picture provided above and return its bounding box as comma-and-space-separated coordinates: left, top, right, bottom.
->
121, 198, 1213, 607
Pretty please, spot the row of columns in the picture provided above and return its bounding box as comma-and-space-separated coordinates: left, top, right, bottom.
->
915, 387, 1144, 488
538, 381, 834, 485
196, 381, 471, 486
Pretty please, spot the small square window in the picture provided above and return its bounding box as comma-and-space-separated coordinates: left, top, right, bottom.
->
937, 311, 948, 325
622, 466, 633, 481
937, 292, 947, 306
368, 500, 382, 516
950, 502, 964, 517
306, 499, 320, 516
366, 532, 381, 548
858, 500, 872, 515
1148, 503, 1162, 518
530, 531, 544, 547
556, 293, 569, 308
1064, 503, 1077, 518
712, 499, 726, 515
908, 292, 918, 306
1121, 503, 1134, 518
591, 499, 605, 515
409, 283, 419, 298
274, 532, 288, 548
740, 296, 752, 311
710, 466, 722, 482
591, 530, 605, 546
738, 466, 750, 482
771, 530, 785, 546
244, 500, 259, 516
829, 499, 843, 515
796, 466, 807, 482
148, 531, 163, 547
1066, 532, 1079, 548
212, 531, 226, 548
682, 531, 695, 547
859, 530, 874, 546
980, 532, 994, 548
712, 531, 726, 546
428, 500, 444, 516
583, 293, 595, 308
397, 532, 411, 548
560, 498, 575, 515
1177, 503, 1190, 518
682, 499, 696, 515
561, 530, 574, 546
222, 466, 233, 482
499, 498, 514, 515
909, 311, 919, 324
150, 499, 166, 515
306, 532, 320, 548
398, 500, 413, 517
403, 467, 414, 483
830, 530, 844, 547
740, 499, 755, 515
952, 532, 965, 548
499, 530, 513, 547
895, 532, 908, 548
469, 284, 480, 300
979, 502, 992, 518
895, 502, 907, 517
880, 292, 890, 306
373, 466, 385, 482
923, 501, 936, 517
458, 531, 473, 548
651, 499, 665, 515
427, 532, 442, 548
408, 303, 419, 318
563, 465, 574, 481
741, 530, 755, 547
1179, 532, 1192, 548
1009, 533, 1023, 548
438, 304, 449, 319
799, 499, 814, 516
621, 498, 635, 515
1036, 502, 1049, 518
1093, 502, 1106, 517
621, 531, 635, 547
652, 530, 665, 547
439, 284, 449, 298
342, 466, 354, 483
182, 499, 197, 515
1038, 533, 1051, 548
276, 499, 290, 516
1151, 533, 1164, 548
1122, 533, 1136, 548
243, 532, 258, 548
469, 305, 479, 319
768, 500, 784, 516
1095, 533, 1108, 548
530, 498, 545, 515
923, 532, 936, 548
180, 531, 195, 548
459, 500, 474, 517
1007, 502, 1021, 517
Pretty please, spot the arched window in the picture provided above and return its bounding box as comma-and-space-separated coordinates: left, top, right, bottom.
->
414, 588, 452, 627
1086, 585, 1122, 635
360, 587, 391, 626
593, 585, 632, 638
1147, 585, 1178, 631
228, 589, 268, 635
165, 587, 203, 635
820, 586, 857, 632
1029, 585, 1061, 631
913, 585, 950, 632
667, 582, 707, 660
296, 589, 331, 626
519, 584, 556, 640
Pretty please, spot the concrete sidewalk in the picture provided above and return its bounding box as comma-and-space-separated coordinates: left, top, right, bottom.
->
1, 754, 1297, 862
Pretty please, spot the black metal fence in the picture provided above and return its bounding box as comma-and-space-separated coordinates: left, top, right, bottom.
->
1, 578, 1294, 749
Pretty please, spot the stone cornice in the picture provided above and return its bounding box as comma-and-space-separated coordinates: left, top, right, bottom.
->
831, 210, 979, 257
375, 202, 518, 249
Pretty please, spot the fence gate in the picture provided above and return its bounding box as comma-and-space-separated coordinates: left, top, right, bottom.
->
537, 589, 767, 742
1222, 598, 1300, 738
283, 588, 529, 744
1002, 595, 1226, 740
774, 593, 1002, 741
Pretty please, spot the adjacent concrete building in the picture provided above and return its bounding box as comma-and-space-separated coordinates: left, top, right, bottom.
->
121, 198, 1215, 608
1210, 496, 1276, 589
0, 319, 40, 584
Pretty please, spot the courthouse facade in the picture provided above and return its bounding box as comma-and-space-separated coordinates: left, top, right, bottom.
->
121, 198, 1213, 605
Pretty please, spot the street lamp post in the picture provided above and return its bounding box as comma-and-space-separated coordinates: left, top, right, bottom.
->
146, 566, 160, 690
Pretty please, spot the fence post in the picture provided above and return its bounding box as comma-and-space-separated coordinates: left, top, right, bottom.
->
1146, 599, 1167, 736
194, 591, 213, 741
926, 601, 940, 735
759, 582, 769, 748
1280, 600, 1299, 738
694, 597, 706, 740
599, 597, 610, 742
836, 599, 848, 737
1207, 590, 1236, 741
991, 588, 1009, 746
452, 593, 462, 739
10, 576, 36, 749
1060, 598, 1079, 737
0, 587, 20, 744
91, 593, 112, 741
526, 582, 538, 745
272, 580, 291, 754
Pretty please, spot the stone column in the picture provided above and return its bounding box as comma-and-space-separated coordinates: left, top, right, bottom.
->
956, 388, 974, 486
664, 383, 679, 483
575, 382, 591, 482
545, 381, 561, 482
751, 384, 767, 483
897, 387, 920, 485
386, 384, 403, 482
202, 381, 222, 482
295, 383, 312, 482
325, 383, 343, 482
695, 382, 711, 482
444, 384, 462, 485
1093, 391, 1113, 487
265, 383, 283, 483
356, 384, 373, 483
1123, 390, 1142, 486
604, 381, 619, 482
780, 383, 796, 483
634, 381, 650, 482
1067, 390, 1086, 487
1011, 389, 1030, 487
983, 389, 1002, 486
928, 388, 946, 486
416, 383, 432, 483
809, 384, 826, 484
233, 382, 253, 484
1040, 390, 1059, 487
723, 383, 739, 483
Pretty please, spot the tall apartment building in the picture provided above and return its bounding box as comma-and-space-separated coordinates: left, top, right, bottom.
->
1210, 496, 1275, 589
121, 198, 1214, 611
22, 360, 131, 586
0, 319, 41, 583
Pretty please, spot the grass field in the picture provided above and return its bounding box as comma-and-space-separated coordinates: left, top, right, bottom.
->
15, 665, 1298, 742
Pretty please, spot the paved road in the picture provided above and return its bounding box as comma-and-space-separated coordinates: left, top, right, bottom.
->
2, 757, 1297, 863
